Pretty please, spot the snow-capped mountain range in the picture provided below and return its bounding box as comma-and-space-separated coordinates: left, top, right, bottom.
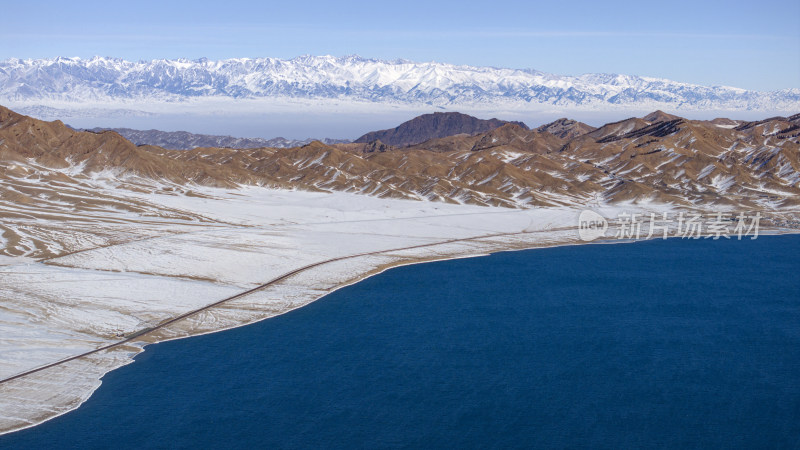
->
1, 55, 798, 111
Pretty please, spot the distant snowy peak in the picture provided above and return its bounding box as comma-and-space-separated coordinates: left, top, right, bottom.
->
1, 55, 798, 110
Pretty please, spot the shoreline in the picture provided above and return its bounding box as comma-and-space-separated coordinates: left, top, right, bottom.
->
3, 228, 795, 436
0, 223, 580, 435
1, 184, 797, 435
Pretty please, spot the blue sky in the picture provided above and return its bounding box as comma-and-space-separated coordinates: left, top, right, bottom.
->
3, 0, 798, 91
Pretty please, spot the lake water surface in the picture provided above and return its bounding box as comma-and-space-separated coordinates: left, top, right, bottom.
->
2, 236, 799, 448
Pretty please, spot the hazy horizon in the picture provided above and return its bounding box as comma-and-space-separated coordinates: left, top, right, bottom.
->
43, 108, 794, 141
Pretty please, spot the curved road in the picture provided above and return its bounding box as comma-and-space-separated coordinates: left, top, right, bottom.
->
0, 227, 567, 386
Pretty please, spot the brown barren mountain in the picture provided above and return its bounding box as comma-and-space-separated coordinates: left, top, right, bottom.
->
1, 105, 799, 211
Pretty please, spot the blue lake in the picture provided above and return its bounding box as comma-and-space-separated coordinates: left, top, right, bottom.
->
2, 236, 800, 448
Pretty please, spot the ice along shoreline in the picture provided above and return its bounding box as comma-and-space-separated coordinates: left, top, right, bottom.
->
0, 185, 795, 435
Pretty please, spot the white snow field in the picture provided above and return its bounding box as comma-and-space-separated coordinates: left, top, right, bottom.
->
0, 179, 729, 434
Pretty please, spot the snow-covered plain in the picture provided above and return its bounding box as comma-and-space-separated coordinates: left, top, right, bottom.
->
0, 180, 746, 435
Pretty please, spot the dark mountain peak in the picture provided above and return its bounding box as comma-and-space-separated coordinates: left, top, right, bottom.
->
354, 112, 529, 147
